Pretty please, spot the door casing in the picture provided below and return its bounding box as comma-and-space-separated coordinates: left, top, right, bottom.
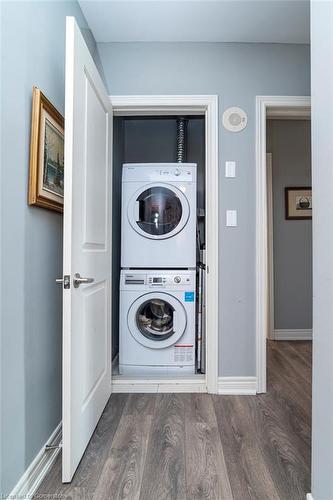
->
111, 95, 219, 394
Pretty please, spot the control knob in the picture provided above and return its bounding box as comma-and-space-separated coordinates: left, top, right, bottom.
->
174, 276, 181, 283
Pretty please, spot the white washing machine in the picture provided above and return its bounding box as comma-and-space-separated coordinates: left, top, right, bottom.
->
121, 163, 197, 269
119, 269, 196, 375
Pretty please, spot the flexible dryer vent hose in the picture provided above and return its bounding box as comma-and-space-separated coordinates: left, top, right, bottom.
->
176, 117, 187, 163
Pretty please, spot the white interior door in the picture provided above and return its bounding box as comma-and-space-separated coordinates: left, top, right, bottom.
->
62, 16, 112, 482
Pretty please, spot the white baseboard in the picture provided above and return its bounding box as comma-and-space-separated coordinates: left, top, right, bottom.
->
274, 329, 312, 341
218, 376, 257, 395
112, 376, 207, 393
306, 494, 314, 500
7, 422, 62, 500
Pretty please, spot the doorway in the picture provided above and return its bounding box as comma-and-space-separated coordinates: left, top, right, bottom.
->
110, 95, 219, 394
111, 116, 204, 377
255, 96, 311, 392
267, 120, 312, 341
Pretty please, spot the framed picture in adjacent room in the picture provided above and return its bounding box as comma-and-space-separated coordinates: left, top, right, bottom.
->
285, 187, 312, 220
28, 86, 64, 213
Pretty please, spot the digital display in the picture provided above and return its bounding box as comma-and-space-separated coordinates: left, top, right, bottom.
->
153, 277, 162, 283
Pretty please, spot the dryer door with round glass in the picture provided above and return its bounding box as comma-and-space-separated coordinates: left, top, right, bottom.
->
128, 184, 190, 239
127, 292, 187, 349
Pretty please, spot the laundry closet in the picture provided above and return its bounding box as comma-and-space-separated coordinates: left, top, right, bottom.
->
111, 115, 206, 378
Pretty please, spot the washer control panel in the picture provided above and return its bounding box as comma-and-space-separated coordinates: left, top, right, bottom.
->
122, 272, 195, 289
148, 274, 193, 287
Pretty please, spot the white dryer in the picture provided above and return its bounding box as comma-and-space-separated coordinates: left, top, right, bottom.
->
119, 269, 196, 375
121, 163, 197, 268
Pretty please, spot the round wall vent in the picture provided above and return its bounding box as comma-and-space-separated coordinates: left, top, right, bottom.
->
222, 107, 248, 132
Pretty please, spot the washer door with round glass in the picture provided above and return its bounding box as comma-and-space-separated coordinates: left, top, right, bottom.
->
127, 292, 187, 349
128, 183, 190, 240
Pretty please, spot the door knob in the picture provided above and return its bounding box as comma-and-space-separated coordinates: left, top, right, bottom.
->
73, 273, 94, 288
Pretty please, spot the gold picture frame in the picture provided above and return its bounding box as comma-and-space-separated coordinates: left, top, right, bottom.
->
28, 87, 64, 213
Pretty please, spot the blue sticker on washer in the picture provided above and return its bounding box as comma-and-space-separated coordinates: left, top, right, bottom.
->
184, 292, 195, 302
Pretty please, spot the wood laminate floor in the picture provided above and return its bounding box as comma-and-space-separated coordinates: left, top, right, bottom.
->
36, 340, 311, 500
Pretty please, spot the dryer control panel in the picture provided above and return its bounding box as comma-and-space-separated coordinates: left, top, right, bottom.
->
122, 163, 196, 183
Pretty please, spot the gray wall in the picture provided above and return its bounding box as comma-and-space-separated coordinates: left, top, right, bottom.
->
267, 120, 312, 330
112, 116, 205, 359
98, 42, 310, 376
310, 1, 333, 498
0, 2, 97, 496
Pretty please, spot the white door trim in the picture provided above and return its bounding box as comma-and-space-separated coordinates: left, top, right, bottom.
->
266, 153, 275, 340
110, 95, 219, 394
256, 95, 311, 393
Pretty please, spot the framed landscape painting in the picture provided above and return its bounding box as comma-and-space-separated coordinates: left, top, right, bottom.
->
285, 187, 312, 220
28, 87, 64, 213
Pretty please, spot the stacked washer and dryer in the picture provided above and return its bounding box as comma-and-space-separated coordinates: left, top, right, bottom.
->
119, 161, 197, 375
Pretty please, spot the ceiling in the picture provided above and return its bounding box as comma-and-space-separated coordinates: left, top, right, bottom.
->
78, 0, 310, 44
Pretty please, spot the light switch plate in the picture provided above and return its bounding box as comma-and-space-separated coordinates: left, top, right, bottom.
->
225, 161, 236, 178
226, 210, 237, 227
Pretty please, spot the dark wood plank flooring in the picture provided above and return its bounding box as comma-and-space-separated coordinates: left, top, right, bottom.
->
35, 340, 311, 500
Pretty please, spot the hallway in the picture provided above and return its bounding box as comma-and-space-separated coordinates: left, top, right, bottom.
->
36, 340, 311, 500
